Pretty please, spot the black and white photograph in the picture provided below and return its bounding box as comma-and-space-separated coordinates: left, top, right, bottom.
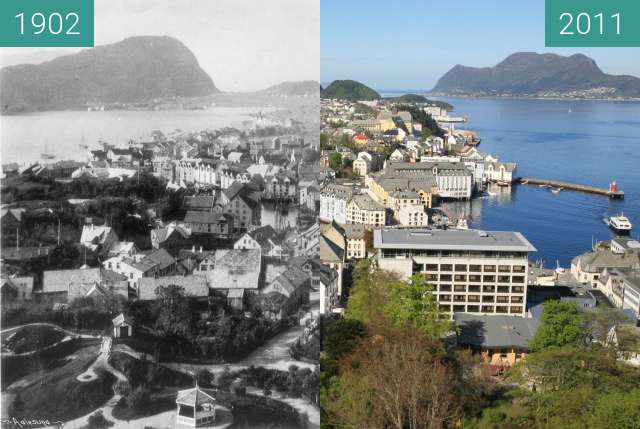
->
1, 1, 320, 428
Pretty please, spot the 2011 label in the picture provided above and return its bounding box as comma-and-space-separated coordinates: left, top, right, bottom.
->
559, 12, 620, 36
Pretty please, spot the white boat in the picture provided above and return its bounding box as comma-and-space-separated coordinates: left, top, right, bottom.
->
607, 214, 632, 234
551, 187, 563, 194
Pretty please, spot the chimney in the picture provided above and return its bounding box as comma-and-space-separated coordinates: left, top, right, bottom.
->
199, 246, 203, 253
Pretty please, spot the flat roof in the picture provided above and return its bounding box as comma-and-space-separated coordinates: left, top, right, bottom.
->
373, 228, 536, 252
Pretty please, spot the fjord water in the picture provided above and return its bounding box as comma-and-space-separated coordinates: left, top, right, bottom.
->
435, 97, 640, 267
0, 107, 264, 164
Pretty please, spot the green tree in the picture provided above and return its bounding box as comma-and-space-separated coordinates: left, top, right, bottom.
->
383, 273, 453, 340
588, 389, 640, 429
328, 152, 342, 171
323, 319, 366, 361
529, 300, 583, 351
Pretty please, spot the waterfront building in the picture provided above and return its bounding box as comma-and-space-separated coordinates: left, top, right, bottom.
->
485, 162, 517, 184
183, 211, 233, 238
384, 161, 473, 200
571, 240, 640, 288
374, 228, 536, 316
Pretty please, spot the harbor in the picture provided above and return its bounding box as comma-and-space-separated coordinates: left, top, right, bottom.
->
517, 177, 625, 199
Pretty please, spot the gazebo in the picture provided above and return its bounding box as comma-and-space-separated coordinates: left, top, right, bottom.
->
176, 383, 217, 427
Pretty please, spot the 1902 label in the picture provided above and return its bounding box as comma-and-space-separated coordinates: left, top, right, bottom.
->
0, 0, 93, 47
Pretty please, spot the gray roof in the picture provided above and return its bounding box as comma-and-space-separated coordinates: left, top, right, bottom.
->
455, 313, 540, 349
350, 194, 384, 211
42, 268, 102, 293
373, 228, 536, 252
138, 275, 208, 300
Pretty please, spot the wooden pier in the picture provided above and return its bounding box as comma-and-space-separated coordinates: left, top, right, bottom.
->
516, 177, 624, 199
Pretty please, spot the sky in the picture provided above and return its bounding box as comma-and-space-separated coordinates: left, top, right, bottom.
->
321, 0, 640, 90
0, 0, 320, 92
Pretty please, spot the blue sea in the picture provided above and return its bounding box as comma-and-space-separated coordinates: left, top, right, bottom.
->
383, 93, 640, 267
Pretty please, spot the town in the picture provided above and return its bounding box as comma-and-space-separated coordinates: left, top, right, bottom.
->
1, 104, 322, 427
318, 90, 640, 428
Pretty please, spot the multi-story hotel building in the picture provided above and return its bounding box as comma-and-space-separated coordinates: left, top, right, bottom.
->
374, 228, 536, 316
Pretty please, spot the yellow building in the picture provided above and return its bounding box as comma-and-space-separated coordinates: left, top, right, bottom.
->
366, 174, 435, 209
346, 194, 385, 227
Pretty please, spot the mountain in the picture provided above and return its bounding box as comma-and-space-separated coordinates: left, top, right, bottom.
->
259, 80, 320, 97
321, 80, 381, 101
432, 52, 640, 99
1, 36, 217, 113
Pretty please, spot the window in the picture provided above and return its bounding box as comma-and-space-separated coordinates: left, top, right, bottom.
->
469, 274, 481, 282
439, 304, 451, 312
468, 295, 480, 303
455, 264, 467, 272
482, 305, 494, 313
453, 305, 465, 312
440, 264, 453, 272
454, 284, 466, 292
510, 306, 523, 314
511, 296, 523, 303
498, 276, 510, 283
483, 285, 495, 293
482, 295, 495, 302
439, 284, 452, 292
467, 305, 480, 312
512, 286, 524, 294
513, 265, 526, 273
497, 286, 510, 293
512, 276, 525, 284
496, 306, 509, 313
496, 296, 508, 303
468, 285, 481, 292
498, 265, 511, 273
425, 264, 438, 271
439, 294, 451, 302
454, 295, 466, 302
469, 265, 482, 272
483, 275, 495, 282
440, 274, 452, 282
484, 265, 496, 272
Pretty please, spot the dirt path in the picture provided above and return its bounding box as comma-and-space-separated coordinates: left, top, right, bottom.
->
77, 337, 126, 383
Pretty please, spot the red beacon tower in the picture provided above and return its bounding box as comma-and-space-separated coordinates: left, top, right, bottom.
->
610, 181, 618, 193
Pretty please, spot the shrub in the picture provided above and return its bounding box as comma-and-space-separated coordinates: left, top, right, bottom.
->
86, 410, 113, 429
196, 369, 214, 388
126, 386, 150, 412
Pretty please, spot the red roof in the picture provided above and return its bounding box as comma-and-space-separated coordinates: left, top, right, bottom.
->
353, 133, 368, 141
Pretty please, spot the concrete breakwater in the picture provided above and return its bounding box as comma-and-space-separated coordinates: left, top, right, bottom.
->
517, 177, 625, 199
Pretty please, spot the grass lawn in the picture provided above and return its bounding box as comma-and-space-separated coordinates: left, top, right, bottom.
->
108, 351, 193, 388
2, 325, 67, 354
111, 388, 177, 421
1, 338, 100, 387
6, 344, 116, 423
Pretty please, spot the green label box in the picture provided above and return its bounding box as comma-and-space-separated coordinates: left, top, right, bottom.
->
546, 0, 640, 47
0, 0, 94, 47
